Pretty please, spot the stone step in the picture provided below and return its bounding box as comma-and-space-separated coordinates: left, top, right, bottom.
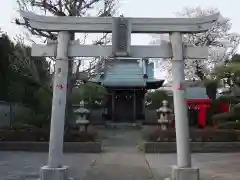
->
105, 122, 142, 129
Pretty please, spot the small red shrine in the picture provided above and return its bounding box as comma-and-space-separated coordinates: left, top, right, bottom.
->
185, 84, 229, 128
163, 81, 229, 128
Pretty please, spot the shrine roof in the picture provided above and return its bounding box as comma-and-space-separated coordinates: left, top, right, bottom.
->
160, 82, 209, 99
89, 59, 164, 89
185, 87, 209, 99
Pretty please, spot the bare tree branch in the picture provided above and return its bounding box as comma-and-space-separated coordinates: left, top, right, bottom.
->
152, 7, 240, 81
15, 0, 119, 123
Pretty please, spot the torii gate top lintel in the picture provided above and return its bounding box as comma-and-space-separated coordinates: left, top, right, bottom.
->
20, 10, 219, 33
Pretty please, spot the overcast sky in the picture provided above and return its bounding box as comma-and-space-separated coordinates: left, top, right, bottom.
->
1, 0, 240, 79
1, 0, 240, 43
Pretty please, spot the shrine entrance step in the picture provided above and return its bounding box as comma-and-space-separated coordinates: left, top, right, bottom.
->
104, 122, 142, 130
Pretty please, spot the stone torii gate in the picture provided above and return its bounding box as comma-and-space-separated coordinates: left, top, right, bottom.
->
20, 11, 218, 180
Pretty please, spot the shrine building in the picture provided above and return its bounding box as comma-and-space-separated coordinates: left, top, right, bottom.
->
90, 58, 164, 122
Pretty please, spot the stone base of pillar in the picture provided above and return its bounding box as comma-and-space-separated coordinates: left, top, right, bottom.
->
40, 166, 69, 180
170, 165, 199, 180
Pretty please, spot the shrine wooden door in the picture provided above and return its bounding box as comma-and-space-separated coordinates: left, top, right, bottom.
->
115, 90, 134, 122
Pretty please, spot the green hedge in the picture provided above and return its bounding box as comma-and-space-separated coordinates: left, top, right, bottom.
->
213, 112, 236, 122
0, 128, 97, 142
217, 121, 240, 130
144, 128, 240, 142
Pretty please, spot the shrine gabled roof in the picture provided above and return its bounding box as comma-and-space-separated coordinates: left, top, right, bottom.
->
160, 82, 209, 99
89, 59, 164, 88
185, 86, 209, 99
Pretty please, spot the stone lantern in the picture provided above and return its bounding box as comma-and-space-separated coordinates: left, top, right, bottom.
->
74, 101, 90, 132
156, 100, 172, 130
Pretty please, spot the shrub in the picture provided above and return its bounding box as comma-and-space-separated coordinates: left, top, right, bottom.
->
64, 131, 97, 142
213, 112, 237, 123
0, 128, 97, 142
145, 90, 173, 110
14, 110, 50, 128
144, 128, 240, 142
0, 129, 49, 141
217, 121, 240, 130
11, 123, 37, 131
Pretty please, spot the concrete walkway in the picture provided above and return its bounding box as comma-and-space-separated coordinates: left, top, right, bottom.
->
82, 150, 155, 180
82, 128, 155, 180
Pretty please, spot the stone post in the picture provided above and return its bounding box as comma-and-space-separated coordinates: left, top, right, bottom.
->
170, 32, 199, 180
40, 31, 70, 180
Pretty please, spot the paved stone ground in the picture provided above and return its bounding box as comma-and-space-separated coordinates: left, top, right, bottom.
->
0, 152, 98, 180
146, 153, 240, 180
1, 127, 240, 180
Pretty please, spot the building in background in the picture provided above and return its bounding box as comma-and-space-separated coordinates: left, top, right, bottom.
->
90, 58, 164, 122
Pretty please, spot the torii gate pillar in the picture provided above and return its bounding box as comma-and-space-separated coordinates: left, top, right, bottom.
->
40, 31, 70, 180
170, 32, 199, 180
